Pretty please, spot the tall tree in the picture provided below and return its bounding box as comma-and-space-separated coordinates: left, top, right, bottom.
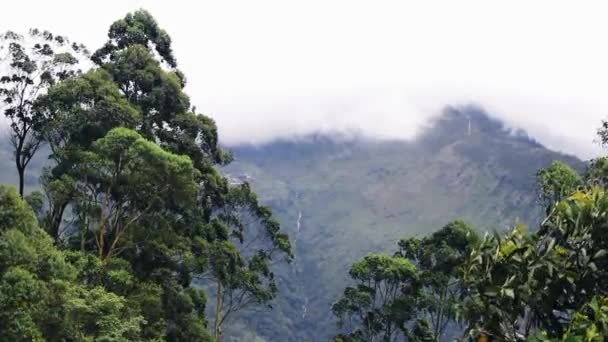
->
31, 10, 291, 340
34, 68, 140, 240
0, 29, 88, 197
332, 253, 423, 341
89, 11, 291, 340
398, 220, 479, 340
67, 127, 200, 262
201, 183, 292, 339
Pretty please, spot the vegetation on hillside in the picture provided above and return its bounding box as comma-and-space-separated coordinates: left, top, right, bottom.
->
1, 8, 607, 342
332, 136, 608, 341
224, 110, 583, 341
0, 10, 291, 341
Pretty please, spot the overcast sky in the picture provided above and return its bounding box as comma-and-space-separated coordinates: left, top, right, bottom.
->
2, 0, 608, 159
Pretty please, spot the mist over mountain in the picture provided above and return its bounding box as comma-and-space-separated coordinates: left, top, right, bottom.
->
212, 88, 605, 160
217, 107, 584, 341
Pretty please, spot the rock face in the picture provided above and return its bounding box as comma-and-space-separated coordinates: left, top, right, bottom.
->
222, 107, 584, 341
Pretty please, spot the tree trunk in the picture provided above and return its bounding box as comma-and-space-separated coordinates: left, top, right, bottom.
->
17, 164, 24, 198
80, 209, 87, 251
215, 281, 223, 342
49, 201, 68, 241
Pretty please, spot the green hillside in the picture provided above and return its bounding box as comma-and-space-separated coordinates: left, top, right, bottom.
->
221, 107, 584, 341
0, 107, 585, 341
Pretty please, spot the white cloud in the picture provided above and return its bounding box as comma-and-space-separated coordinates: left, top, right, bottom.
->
1, 0, 607, 159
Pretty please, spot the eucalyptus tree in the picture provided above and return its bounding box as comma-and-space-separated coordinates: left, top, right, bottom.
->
0, 29, 88, 197
333, 221, 478, 342
66, 127, 200, 262
332, 253, 422, 341
32, 10, 291, 340
398, 220, 479, 340
89, 11, 292, 340
35, 68, 140, 240
201, 183, 292, 339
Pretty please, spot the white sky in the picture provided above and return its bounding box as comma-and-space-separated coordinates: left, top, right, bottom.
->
2, 0, 608, 158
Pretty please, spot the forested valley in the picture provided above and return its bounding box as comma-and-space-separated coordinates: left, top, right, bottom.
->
1, 9, 608, 342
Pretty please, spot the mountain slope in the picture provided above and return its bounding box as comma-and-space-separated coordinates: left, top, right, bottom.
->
0, 107, 586, 341
222, 107, 585, 341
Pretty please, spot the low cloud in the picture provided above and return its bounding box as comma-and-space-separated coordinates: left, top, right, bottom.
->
2, 0, 608, 159
208, 85, 606, 160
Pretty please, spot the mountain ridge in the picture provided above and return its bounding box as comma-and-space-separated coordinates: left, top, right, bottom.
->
221, 107, 585, 341
223, 105, 553, 159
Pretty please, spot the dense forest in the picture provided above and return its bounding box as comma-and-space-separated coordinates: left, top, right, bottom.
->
1, 9, 608, 342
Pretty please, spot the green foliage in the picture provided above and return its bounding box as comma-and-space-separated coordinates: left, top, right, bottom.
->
563, 297, 608, 341
24, 190, 44, 216
459, 225, 551, 340
459, 163, 608, 340
224, 110, 580, 340
584, 157, 608, 187
329, 119, 608, 341
398, 220, 479, 339
0, 185, 142, 341
539, 188, 608, 325
0, 183, 39, 233
536, 161, 583, 210
0, 9, 292, 341
332, 253, 422, 341
92, 9, 177, 68
36, 68, 141, 152
408, 319, 437, 341
531, 297, 608, 342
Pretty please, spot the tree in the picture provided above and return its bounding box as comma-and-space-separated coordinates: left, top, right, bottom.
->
585, 156, 608, 188
333, 221, 478, 342
92, 10, 177, 68
65, 127, 200, 262
86, 10, 291, 340
530, 296, 608, 342
0, 29, 88, 197
458, 225, 555, 341
36, 123, 213, 340
200, 183, 292, 340
34, 68, 141, 240
539, 188, 608, 319
0, 185, 142, 341
332, 253, 422, 341
458, 186, 608, 341
29, 10, 291, 340
536, 161, 582, 212
398, 220, 479, 340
